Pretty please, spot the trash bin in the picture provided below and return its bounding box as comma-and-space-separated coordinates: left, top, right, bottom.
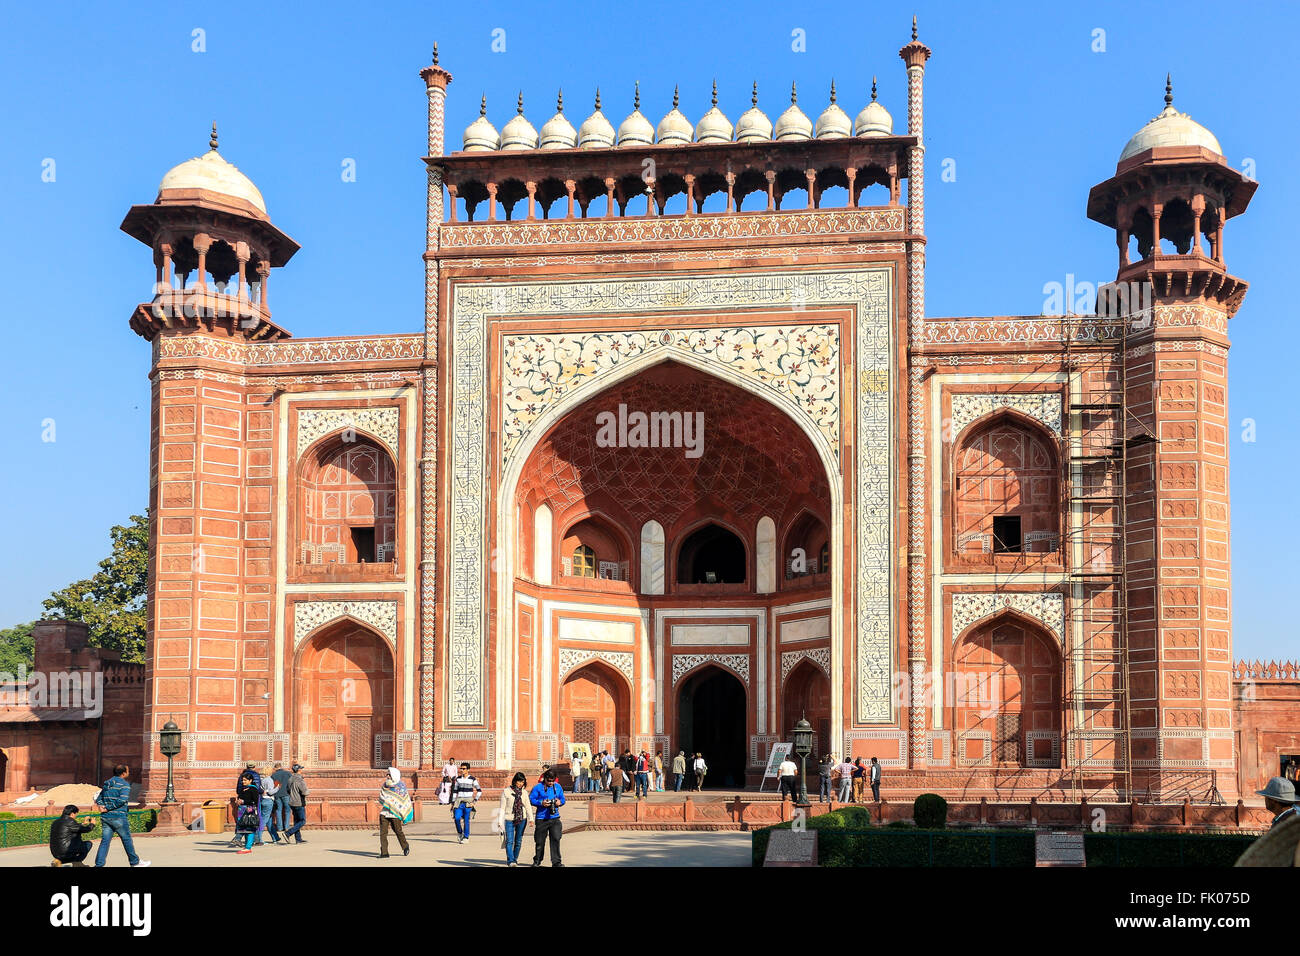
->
202, 799, 227, 834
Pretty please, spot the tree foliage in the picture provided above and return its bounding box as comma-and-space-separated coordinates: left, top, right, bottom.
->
0, 622, 35, 674
41, 513, 149, 664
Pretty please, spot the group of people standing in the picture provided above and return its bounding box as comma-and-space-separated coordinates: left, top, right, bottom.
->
233, 761, 310, 851
569, 749, 668, 798
817, 754, 882, 803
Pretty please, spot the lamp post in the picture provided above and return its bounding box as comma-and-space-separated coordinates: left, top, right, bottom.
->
159, 719, 182, 804
792, 713, 814, 806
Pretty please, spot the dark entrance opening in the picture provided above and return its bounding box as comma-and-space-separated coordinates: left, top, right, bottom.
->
350, 527, 376, 563
0, 748, 6, 792
992, 515, 1022, 554
677, 667, 747, 788
677, 524, 746, 584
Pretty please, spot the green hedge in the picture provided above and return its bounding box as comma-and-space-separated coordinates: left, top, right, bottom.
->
754, 819, 1258, 868
913, 793, 948, 829
0, 810, 158, 850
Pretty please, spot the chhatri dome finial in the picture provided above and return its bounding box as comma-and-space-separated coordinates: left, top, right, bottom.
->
479, 94, 487, 117
871, 76, 878, 102
634, 80, 640, 111
1165, 73, 1173, 108
912, 15, 918, 40
830, 79, 837, 104
752, 81, 759, 107
516, 91, 525, 115
791, 81, 798, 104
673, 85, 680, 109
432, 42, 439, 66
557, 89, 564, 113
209, 122, 218, 151
595, 87, 602, 110
711, 79, 718, 107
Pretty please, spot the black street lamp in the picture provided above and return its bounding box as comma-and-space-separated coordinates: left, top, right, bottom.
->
792, 713, 814, 806
159, 719, 183, 804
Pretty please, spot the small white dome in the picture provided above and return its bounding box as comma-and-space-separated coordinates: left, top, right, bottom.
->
539, 90, 577, 149
500, 92, 538, 150
462, 96, 501, 151
734, 82, 772, 143
855, 78, 893, 136
773, 83, 813, 141
694, 80, 733, 144
578, 90, 616, 148
157, 125, 267, 214
815, 81, 852, 139
1119, 79, 1222, 162
656, 87, 693, 145
617, 83, 655, 147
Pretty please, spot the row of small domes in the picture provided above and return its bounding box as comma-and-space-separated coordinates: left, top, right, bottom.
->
462, 80, 894, 151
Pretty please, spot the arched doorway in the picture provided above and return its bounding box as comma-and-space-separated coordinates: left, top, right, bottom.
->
678, 666, 747, 788
783, 660, 831, 758
676, 523, 747, 584
954, 615, 1061, 767
559, 661, 630, 754
295, 621, 395, 766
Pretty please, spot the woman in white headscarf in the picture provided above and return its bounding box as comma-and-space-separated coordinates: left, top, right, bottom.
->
378, 766, 413, 858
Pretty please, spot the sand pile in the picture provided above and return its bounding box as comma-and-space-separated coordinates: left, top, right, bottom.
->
36, 784, 103, 807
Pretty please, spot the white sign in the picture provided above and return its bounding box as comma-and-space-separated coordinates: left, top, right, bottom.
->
760, 742, 795, 791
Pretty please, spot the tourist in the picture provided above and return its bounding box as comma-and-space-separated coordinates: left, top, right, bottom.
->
635, 751, 650, 799
672, 751, 687, 792
818, 754, 834, 803
835, 755, 854, 802
93, 764, 149, 868
282, 762, 309, 844
49, 805, 94, 867
620, 750, 635, 793
608, 752, 623, 802
234, 771, 262, 854
654, 751, 665, 792
692, 753, 708, 791
590, 752, 603, 793
258, 764, 282, 844
778, 753, 799, 800
235, 761, 261, 794
869, 756, 882, 802
378, 766, 412, 858
1258, 777, 1299, 828
851, 757, 865, 803
495, 771, 534, 866
603, 750, 617, 792
270, 762, 292, 831
529, 768, 566, 867
441, 755, 457, 806
451, 761, 482, 843
571, 751, 586, 794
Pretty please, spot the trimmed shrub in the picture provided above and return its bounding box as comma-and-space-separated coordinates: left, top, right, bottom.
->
914, 793, 948, 829
837, 805, 871, 828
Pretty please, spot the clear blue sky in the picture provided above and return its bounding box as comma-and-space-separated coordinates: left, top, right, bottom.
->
0, 1, 1294, 659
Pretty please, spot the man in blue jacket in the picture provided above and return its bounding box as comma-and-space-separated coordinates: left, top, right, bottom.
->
94, 765, 150, 868
529, 768, 565, 867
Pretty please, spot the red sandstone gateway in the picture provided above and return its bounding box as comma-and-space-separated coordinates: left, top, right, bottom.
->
20, 26, 1276, 821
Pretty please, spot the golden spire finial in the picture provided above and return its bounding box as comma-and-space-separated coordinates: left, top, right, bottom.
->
1164, 73, 1173, 108
871, 76, 878, 102
209, 122, 218, 151
595, 88, 602, 111
557, 89, 564, 113
516, 91, 524, 115
751, 81, 759, 108
479, 94, 487, 117
711, 78, 718, 108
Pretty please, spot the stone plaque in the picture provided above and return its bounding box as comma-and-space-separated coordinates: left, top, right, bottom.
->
1035, 831, 1086, 867
763, 830, 819, 867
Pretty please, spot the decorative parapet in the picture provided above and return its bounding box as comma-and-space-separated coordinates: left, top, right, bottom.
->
1234, 660, 1300, 681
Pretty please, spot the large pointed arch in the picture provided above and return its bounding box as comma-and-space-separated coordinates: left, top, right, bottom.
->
493, 352, 845, 767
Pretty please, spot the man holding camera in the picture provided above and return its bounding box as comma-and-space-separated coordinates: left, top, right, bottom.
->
529, 768, 566, 867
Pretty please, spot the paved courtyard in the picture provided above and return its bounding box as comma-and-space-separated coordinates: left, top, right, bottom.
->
1, 823, 752, 868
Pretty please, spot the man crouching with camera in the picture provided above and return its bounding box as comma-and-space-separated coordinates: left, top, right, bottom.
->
528, 768, 566, 867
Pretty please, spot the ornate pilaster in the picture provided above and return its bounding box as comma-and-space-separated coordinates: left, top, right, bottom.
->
900, 18, 932, 764
419, 46, 452, 768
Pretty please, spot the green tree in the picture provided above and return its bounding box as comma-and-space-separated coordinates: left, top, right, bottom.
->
0, 622, 35, 674
42, 513, 149, 664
